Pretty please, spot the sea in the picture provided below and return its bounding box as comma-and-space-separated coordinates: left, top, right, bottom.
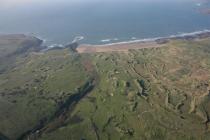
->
0, 0, 210, 46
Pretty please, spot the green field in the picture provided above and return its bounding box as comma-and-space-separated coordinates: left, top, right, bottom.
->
0, 36, 210, 140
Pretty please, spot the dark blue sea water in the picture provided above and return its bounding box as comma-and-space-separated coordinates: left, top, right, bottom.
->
0, 0, 210, 45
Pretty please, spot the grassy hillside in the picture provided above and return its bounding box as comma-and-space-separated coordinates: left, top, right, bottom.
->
0, 37, 90, 140
0, 36, 210, 140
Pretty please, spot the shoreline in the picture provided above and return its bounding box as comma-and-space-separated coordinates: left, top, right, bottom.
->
77, 29, 210, 53
43, 29, 210, 51
0, 29, 210, 53
82, 29, 210, 47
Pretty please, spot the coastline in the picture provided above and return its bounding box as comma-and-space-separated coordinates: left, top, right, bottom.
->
77, 29, 210, 53
83, 29, 210, 47
0, 29, 210, 53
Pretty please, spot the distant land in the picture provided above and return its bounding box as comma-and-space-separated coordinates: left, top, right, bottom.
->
200, 8, 210, 14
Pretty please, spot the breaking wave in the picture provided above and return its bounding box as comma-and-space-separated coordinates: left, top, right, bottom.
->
72, 36, 84, 43
101, 39, 111, 42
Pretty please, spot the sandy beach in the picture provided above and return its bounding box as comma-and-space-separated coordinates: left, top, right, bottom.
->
77, 41, 164, 53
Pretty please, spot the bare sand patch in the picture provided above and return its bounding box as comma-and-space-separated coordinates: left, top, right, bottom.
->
77, 41, 164, 53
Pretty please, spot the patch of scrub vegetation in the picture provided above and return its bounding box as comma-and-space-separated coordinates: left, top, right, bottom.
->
0, 38, 90, 139
1, 36, 210, 140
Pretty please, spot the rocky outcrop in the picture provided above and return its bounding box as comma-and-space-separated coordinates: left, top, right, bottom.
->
0, 34, 44, 58
47, 42, 79, 53
10, 36, 43, 56
65, 42, 79, 53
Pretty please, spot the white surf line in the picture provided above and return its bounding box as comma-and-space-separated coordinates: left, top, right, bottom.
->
131, 37, 137, 40
72, 36, 85, 43
101, 38, 120, 43
92, 29, 210, 47
44, 36, 85, 51
101, 39, 111, 42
